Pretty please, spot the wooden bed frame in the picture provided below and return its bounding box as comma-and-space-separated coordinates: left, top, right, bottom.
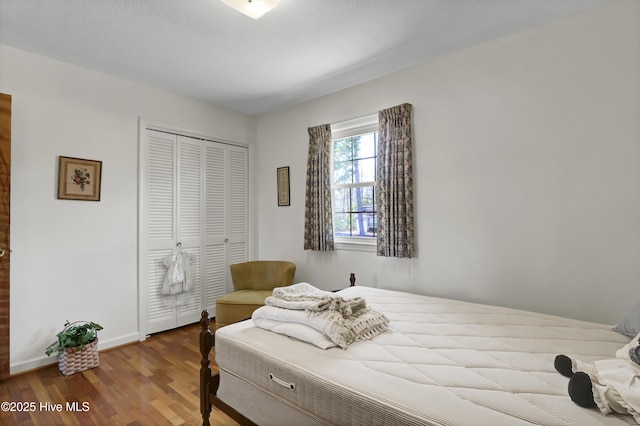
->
198, 274, 356, 426
199, 310, 256, 426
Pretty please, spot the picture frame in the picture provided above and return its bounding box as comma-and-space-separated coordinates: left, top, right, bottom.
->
277, 166, 290, 206
57, 156, 102, 201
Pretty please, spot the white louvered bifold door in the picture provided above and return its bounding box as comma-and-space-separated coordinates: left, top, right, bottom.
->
226, 145, 249, 276
203, 142, 248, 314
141, 129, 249, 336
143, 130, 178, 335
203, 143, 227, 314
175, 136, 203, 327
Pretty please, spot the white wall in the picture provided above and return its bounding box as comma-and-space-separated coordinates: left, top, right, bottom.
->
0, 45, 256, 373
255, 0, 640, 325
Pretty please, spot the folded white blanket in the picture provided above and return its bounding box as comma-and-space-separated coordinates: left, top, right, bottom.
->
254, 283, 389, 349
251, 316, 337, 349
268, 282, 367, 316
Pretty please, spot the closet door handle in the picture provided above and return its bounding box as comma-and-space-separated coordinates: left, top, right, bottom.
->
224, 239, 229, 243
0, 248, 6, 257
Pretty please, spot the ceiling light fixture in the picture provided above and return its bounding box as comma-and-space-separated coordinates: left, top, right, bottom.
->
220, 0, 279, 20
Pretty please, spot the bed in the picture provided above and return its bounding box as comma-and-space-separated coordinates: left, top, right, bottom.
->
199, 284, 635, 425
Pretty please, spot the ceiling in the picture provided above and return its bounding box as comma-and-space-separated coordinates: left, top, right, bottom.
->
0, 0, 615, 116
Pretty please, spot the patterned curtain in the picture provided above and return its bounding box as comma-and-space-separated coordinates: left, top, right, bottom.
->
376, 103, 414, 258
304, 124, 335, 251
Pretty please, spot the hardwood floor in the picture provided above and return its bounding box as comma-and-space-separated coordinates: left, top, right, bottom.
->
0, 323, 239, 425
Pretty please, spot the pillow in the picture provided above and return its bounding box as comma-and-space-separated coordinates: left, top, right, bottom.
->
612, 302, 640, 337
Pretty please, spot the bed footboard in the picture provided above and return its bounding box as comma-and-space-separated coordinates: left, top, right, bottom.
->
199, 311, 215, 426
199, 275, 356, 425
199, 310, 256, 426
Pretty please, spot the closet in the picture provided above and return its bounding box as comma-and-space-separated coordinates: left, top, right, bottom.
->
140, 129, 248, 336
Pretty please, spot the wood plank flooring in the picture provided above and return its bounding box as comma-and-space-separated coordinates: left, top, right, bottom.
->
0, 323, 239, 425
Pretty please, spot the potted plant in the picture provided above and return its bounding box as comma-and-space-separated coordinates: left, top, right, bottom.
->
45, 320, 103, 376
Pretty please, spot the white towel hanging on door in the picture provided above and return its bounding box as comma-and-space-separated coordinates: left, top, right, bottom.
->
161, 246, 195, 295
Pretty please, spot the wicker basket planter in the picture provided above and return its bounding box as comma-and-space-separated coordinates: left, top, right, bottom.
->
45, 320, 103, 376
58, 337, 100, 376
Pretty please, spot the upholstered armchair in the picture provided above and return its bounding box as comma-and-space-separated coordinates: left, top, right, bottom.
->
214, 260, 296, 331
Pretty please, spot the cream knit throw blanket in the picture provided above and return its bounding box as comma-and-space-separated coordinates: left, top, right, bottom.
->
267, 282, 367, 316
260, 282, 389, 349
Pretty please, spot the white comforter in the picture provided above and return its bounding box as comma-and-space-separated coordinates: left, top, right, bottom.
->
216, 286, 636, 426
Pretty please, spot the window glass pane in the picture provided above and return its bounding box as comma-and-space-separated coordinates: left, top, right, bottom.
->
350, 186, 375, 212
359, 212, 377, 236
333, 160, 352, 185
333, 213, 352, 236
355, 133, 376, 159
352, 212, 365, 237
333, 188, 350, 213
354, 158, 375, 183
333, 138, 352, 162
345, 213, 376, 238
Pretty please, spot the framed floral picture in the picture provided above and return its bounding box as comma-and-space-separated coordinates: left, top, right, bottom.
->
277, 166, 290, 206
57, 156, 102, 201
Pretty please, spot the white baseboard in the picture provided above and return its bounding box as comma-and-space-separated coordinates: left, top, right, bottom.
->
10, 332, 140, 375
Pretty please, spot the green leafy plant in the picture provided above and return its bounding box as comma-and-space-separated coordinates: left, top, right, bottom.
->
45, 321, 103, 358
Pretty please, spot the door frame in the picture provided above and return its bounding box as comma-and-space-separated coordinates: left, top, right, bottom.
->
0, 93, 12, 379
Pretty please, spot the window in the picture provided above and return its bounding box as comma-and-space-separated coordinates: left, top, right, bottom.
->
331, 115, 378, 250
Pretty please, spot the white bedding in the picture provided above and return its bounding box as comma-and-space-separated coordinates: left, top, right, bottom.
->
254, 282, 389, 349
215, 286, 635, 425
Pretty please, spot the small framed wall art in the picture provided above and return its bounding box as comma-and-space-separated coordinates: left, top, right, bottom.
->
57, 156, 103, 201
277, 166, 290, 206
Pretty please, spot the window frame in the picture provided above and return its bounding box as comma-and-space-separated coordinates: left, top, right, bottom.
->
330, 114, 378, 252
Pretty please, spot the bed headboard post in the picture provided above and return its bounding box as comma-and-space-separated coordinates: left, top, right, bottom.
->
350, 272, 356, 287
199, 310, 214, 426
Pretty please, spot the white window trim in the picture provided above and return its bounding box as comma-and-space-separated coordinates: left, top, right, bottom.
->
331, 114, 378, 139
331, 114, 378, 252
335, 238, 377, 252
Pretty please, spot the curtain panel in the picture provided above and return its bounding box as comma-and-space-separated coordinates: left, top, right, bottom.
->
376, 103, 415, 258
304, 124, 335, 251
